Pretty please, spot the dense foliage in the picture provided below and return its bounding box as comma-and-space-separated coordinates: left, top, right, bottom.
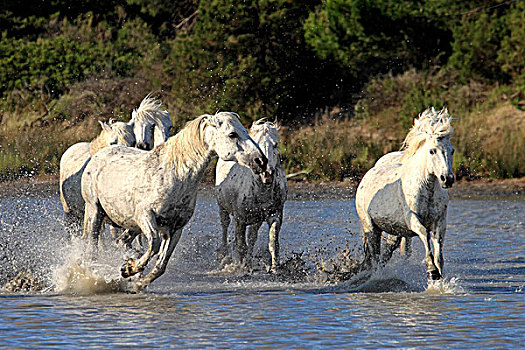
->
0, 0, 523, 180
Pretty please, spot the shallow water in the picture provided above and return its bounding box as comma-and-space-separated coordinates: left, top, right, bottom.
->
0, 190, 523, 348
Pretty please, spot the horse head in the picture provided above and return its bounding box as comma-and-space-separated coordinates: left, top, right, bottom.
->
203, 112, 267, 175
90, 121, 136, 156
130, 95, 172, 150
249, 119, 281, 184
426, 135, 455, 188
404, 107, 455, 189
110, 121, 136, 147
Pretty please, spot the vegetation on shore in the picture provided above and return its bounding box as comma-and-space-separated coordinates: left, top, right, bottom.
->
1, 0, 523, 182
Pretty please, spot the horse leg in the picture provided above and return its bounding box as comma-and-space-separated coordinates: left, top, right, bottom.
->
399, 237, 412, 257
431, 219, 446, 278
82, 203, 104, 248
234, 218, 248, 265
362, 219, 382, 271
407, 212, 440, 280
135, 227, 182, 291
116, 229, 140, 251
121, 210, 161, 278
246, 222, 262, 268
109, 224, 121, 240
381, 234, 401, 266
267, 215, 282, 273
217, 206, 230, 259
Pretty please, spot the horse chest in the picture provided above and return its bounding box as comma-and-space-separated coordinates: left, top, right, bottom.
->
239, 191, 274, 219
155, 190, 197, 228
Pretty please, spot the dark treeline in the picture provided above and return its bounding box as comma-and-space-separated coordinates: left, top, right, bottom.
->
0, 0, 523, 180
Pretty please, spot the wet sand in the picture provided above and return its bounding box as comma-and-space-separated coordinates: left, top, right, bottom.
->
0, 174, 524, 200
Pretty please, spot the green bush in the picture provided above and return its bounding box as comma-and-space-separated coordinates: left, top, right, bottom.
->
303, 0, 451, 79
165, 0, 331, 123
0, 13, 159, 112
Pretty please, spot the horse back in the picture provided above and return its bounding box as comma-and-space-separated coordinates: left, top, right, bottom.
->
356, 163, 412, 234
59, 142, 91, 217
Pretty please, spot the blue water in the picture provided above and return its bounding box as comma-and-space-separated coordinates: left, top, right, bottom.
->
0, 189, 523, 348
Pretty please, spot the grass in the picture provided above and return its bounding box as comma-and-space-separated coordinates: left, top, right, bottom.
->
0, 68, 523, 182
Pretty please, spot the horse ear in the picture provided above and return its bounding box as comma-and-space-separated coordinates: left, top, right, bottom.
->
99, 121, 112, 133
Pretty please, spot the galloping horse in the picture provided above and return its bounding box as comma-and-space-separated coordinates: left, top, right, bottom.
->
355, 107, 454, 280
59, 121, 135, 226
129, 95, 172, 150
372, 110, 443, 257
59, 95, 171, 228
81, 112, 267, 291
215, 119, 287, 272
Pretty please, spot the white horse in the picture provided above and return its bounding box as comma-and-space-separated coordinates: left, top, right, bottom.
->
130, 94, 172, 150
59, 95, 171, 228
215, 119, 287, 272
372, 109, 448, 257
355, 107, 454, 280
81, 112, 267, 291
59, 121, 136, 225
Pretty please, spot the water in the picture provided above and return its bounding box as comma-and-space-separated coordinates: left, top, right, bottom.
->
0, 188, 523, 348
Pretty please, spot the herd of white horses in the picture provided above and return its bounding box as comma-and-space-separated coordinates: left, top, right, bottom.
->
59, 95, 454, 291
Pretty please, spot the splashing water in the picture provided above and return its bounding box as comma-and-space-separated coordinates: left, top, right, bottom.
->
425, 277, 466, 295
51, 237, 133, 294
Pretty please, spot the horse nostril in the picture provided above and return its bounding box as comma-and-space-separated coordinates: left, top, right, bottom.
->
446, 175, 455, 186
254, 156, 267, 170
137, 142, 151, 150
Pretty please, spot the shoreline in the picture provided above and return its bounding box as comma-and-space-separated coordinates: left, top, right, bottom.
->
0, 174, 524, 200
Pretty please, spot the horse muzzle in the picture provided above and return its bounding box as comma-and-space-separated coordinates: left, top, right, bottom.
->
252, 155, 268, 175
136, 141, 150, 150
260, 168, 274, 185
440, 174, 455, 188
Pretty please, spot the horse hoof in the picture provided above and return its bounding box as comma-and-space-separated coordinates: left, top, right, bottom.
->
134, 279, 148, 292
121, 258, 138, 278
427, 269, 441, 281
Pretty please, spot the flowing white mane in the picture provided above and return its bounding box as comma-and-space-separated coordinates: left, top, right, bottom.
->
158, 114, 209, 173
401, 107, 453, 160
89, 121, 135, 156
131, 94, 172, 129
250, 118, 280, 145
111, 121, 135, 145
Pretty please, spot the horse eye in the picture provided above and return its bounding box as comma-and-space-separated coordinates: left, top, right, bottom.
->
228, 132, 238, 139
429, 149, 436, 155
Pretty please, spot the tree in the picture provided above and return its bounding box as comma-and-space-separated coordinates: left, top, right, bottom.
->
303, 0, 452, 81
165, 0, 338, 123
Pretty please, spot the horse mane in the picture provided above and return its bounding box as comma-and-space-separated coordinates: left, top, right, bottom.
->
89, 127, 110, 156
131, 94, 172, 130
157, 114, 209, 175
250, 118, 280, 144
401, 107, 453, 161
111, 121, 136, 146
89, 121, 135, 156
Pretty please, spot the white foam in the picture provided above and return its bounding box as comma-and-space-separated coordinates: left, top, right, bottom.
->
424, 277, 466, 295
51, 237, 133, 294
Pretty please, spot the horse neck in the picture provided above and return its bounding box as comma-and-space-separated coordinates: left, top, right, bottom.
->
89, 134, 107, 156
400, 151, 436, 198
158, 124, 212, 182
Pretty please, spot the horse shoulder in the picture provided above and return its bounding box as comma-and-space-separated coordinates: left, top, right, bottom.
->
374, 151, 403, 167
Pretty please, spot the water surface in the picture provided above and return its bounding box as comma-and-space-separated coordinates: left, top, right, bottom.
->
0, 190, 523, 348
